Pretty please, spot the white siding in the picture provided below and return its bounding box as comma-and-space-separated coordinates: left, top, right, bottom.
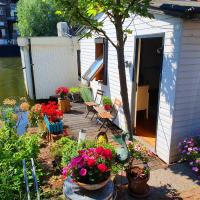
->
171, 20, 200, 162
80, 14, 183, 163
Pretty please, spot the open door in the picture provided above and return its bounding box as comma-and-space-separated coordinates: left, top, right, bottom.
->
132, 36, 164, 149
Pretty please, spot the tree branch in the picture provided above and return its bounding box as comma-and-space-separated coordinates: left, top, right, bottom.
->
77, 10, 117, 48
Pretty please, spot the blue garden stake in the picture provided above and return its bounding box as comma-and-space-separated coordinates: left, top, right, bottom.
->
31, 158, 40, 200
22, 159, 31, 200
23, 158, 40, 200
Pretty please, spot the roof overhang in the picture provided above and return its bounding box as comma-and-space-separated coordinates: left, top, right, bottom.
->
150, 0, 200, 19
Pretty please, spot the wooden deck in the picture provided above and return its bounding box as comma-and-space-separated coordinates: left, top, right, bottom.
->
63, 103, 121, 147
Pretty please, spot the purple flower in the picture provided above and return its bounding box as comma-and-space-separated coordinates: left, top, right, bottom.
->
79, 168, 87, 176
192, 167, 199, 172
189, 161, 194, 166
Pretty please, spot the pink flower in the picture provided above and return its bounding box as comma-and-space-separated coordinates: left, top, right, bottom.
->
79, 168, 87, 176
62, 167, 68, 177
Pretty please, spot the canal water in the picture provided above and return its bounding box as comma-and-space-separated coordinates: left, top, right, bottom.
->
0, 57, 26, 102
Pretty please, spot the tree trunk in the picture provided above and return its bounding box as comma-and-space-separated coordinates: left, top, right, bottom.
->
115, 17, 133, 140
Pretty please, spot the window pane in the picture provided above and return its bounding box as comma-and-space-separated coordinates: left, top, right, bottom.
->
82, 57, 103, 81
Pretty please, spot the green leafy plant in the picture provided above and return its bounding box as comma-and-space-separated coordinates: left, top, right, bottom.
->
69, 87, 80, 94
102, 96, 112, 106
0, 128, 42, 199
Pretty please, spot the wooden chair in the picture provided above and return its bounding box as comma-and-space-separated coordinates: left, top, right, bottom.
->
137, 85, 149, 119
84, 89, 104, 118
95, 98, 122, 131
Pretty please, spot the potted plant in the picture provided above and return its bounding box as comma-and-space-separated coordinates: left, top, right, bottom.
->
125, 142, 152, 198
102, 96, 112, 111
62, 146, 113, 190
69, 87, 82, 102
41, 101, 64, 134
55, 86, 71, 112
28, 104, 46, 132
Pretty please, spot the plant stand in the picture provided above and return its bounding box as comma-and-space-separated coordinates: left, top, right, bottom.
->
58, 98, 71, 113
63, 177, 117, 200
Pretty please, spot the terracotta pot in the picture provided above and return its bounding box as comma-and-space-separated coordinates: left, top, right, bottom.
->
126, 168, 150, 197
58, 98, 71, 113
77, 176, 111, 191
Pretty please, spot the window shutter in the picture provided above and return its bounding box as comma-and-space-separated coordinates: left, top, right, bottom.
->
103, 39, 108, 85
77, 50, 81, 80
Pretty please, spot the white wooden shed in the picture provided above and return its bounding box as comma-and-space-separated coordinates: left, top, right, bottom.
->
79, 0, 200, 163
18, 37, 79, 100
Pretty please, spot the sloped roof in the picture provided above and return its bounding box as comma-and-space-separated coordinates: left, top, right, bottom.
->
150, 0, 200, 18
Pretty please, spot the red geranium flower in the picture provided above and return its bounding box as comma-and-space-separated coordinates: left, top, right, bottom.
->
103, 149, 112, 160
97, 163, 107, 172
95, 146, 104, 154
87, 158, 96, 167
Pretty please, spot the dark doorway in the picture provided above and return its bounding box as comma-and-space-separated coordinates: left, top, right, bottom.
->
134, 37, 164, 148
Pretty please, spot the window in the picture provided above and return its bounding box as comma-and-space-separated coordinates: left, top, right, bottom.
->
0, 8, 5, 16
82, 37, 108, 85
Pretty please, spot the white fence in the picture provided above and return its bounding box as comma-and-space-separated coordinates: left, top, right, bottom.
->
18, 37, 79, 100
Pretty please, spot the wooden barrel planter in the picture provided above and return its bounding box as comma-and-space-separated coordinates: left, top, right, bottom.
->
58, 98, 71, 113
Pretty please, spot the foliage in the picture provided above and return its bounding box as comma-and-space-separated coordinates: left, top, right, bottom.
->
62, 146, 112, 184
17, 0, 63, 37
28, 104, 43, 127
80, 87, 93, 102
127, 140, 153, 163
41, 101, 63, 122
102, 96, 112, 106
0, 126, 42, 199
178, 136, 200, 178
69, 87, 80, 94
55, 86, 69, 99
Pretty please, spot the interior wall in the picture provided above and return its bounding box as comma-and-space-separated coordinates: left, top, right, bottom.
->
139, 38, 163, 90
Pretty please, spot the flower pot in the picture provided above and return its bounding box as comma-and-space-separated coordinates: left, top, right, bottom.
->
58, 98, 71, 113
44, 115, 63, 134
77, 176, 111, 191
126, 167, 150, 198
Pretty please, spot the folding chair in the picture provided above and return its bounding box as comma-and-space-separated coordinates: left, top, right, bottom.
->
95, 98, 122, 131
84, 89, 104, 118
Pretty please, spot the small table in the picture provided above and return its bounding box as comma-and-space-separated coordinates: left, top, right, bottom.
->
63, 177, 116, 200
